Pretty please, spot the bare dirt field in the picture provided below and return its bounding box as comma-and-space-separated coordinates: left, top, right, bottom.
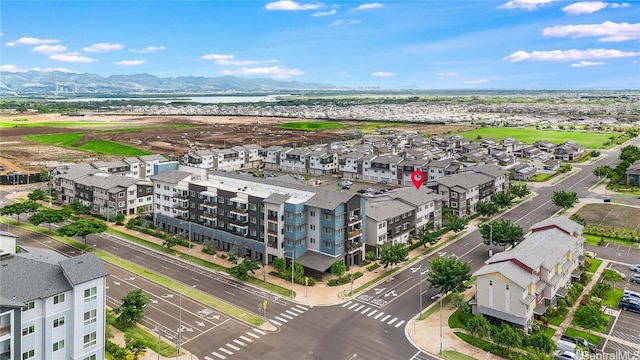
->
0, 113, 474, 174
575, 203, 640, 230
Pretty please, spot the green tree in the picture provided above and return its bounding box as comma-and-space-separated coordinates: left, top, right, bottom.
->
450, 291, 470, 314
445, 213, 468, 233
290, 261, 304, 282
573, 304, 608, 334
416, 229, 440, 248
476, 201, 500, 218
466, 315, 491, 339
378, 243, 409, 269
162, 236, 180, 250
427, 256, 471, 294
552, 191, 579, 209
115, 213, 126, 226
509, 184, 530, 198
114, 289, 149, 327
493, 323, 522, 349
0, 201, 40, 224
272, 257, 287, 277
593, 165, 613, 179
39, 168, 50, 181
27, 189, 46, 201
28, 209, 69, 232
124, 334, 147, 360
479, 219, 525, 249
229, 259, 260, 280
67, 198, 91, 215
524, 332, 555, 353
331, 260, 347, 279
56, 218, 108, 247
493, 192, 514, 208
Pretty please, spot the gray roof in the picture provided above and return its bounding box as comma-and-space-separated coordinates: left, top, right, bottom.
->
474, 261, 538, 289
54, 165, 101, 181
91, 160, 130, 169
151, 170, 192, 183
75, 173, 139, 190
306, 191, 354, 210
465, 164, 508, 178
366, 197, 415, 221
264, 193, 290, 205
296, 250, 338, 272
478, 305, 528, 326
387, 187, 441, 207
1, 251, 72, 304
60, 253, 110, 286
437, 172, 493, 189
139, 154, 167, 162
371, 155, 403, 164
530, 217, 583, 236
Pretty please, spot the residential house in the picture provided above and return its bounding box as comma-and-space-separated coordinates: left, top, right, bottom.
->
626, 160, 640, 186
338, 152, 365, 180
211, 147, 245, 171
472, 217, 584, 333
512, 164, 537, 181
261, 146, 285, 170
242, 144, 263, 169
553, 141, 585, 162
280, 148, 311, 173
361, 155, 403, 184
308, 150, 338, 176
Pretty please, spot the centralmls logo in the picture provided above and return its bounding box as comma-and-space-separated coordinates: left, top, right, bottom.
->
582, 349, 640, 360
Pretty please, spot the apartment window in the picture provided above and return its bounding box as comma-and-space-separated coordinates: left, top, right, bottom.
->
156, 184, 160, 189
84, 309, 97, 326
286, 211, 293, 219
337, 228, 344, 234
119, 201, 124, 207
452, 192, 458, 198
83, 355, 97, 360
489, 280, 493, 286
24, 301, 35, 311
323, 227, 332, 235
53, 340, 65, 352
83, 332, 97, 349
309, 210, 315, 217
53, 293, 65, 304
250, 216, 257, 224
378, 223, 385, 229
451, 202, 457, 208
337, 241, 343, 248
324, 213, 332, 221
84, 287, 97, 303
285, 225, 293, 232
22, 349, 35, 360
218, 196, 224, 203
310, 238, 316, 244
53, 317, 65, 328
505, 285, 510, 290
250, 203, 257, 211
22, 325, 35, 336
324, 241, 332, 248
309, 224, 316, 230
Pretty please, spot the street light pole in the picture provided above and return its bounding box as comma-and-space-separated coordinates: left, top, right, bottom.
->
188, 221, 192, 262
439, 293, 444, 356
285, 248, 295, 299
419, 264, 423, 317
350, 239, 355, 297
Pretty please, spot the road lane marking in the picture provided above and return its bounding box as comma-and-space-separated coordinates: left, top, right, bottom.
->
381, 315, 391, 322
219, 348, 233, 355
348, 303, 359, 309
280, 313, 293, 319
239, 335, 253, 343
342, 301, 352, 308
270, 319, 282, 326
247, 332, 260, 338
367, 310, 378, 317
388, 317, 398, 325
285, 310, 298, 317
374, 312, 384, 319
361, 307, 371, 315
274, 316, 288, 323
354, 304, 364, 312
295, 305, 309, 311
291, 307, 305, 313
253, 329, 266, 335
395, 320, 405, 328
209, 353, 226, 359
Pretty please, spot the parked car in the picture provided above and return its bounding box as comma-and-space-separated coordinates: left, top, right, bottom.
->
560, 335, 597, 353
630, 264, 640, 272
605, 268, 627, 280
623, 289, 640, 300
554, 350, 578, 360
619, 299, 640, 314
631, 273, 640, 284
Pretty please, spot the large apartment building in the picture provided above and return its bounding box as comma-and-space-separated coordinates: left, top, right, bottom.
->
472, 217, 584, 333
0, 232, 109, 360
151, 170, 366, 278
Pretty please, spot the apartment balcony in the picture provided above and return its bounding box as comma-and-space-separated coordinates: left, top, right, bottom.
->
267, 214, 278, 222
348, 228, 363, 240
173, 204, 188, 211
267, 241, 278, 249
348, 215, 361, 226
267, 228, 278, 236
0, 326, 9, 337
229, 216, 248, 225
201, 212, 217, 221
203, 200, 217, 210
230, 208, 247, 216
173, 192, 189, 200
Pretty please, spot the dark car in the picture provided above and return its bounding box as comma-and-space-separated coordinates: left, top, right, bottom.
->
560, 335, 597, 353
619, 299, 640, 314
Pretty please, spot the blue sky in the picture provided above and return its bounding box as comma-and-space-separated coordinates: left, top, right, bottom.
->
1, 1, 639, 89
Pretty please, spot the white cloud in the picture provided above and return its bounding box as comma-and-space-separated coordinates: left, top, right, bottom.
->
265, 1, 324, 11
465, 79, 488, 84
562, 1, 608, 14
498, 0, 557, 10
543, 21, 640, 42
114, 60, 146, 66
49, 52, 97, 63
30, 67, 78, 73
31, 45, 67, 55
5, 37, 59, 46
353, 3, 383, 10
83, 42, 124, 52
331, 19, 361, 26
438, 72, 458, 77
371, 71, 396, 77
130, 46, 166, 53
505, 48, 640, 62
0, 64, 26, 72
312, 9, 336, 16
200, 53, 234, 61
222, 66, 304, 79
571, 60, 606, 66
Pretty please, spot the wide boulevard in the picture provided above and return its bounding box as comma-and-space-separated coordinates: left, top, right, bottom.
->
5, 137, 640, 360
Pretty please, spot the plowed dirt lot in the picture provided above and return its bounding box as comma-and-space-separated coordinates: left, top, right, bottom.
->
0, 113, 473, 174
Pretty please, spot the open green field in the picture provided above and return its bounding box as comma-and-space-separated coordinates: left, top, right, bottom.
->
25, 132, 150, 156
276, 121, 347, 131
0, 120, 133, 128
457, 128, 617, 149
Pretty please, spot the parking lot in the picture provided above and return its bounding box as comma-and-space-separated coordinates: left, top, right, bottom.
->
601, 262, 640, 358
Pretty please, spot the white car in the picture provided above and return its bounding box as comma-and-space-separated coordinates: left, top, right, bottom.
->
630, 264, 640, 272
554, 350, 578, 360
606, 268, 626, 280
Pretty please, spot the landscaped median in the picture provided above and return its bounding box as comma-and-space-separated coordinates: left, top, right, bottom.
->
1, 218, 265, 326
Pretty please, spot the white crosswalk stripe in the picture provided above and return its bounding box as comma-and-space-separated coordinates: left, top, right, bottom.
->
233, 339, 246, 347
394, 320, 405, 328
253, 329, 266, 335
218, 348, 233, 355
275, 316, 288, 323
208, 353, 226, 360
226, 343, 240, 351
247, 331, 261, 339
295, 305, 309, 311
342, 301, 352, 308
374, 312, 384, 319
239, 335, 253, 343
285, 310, 299, 317
361, 307, 372, 315
367, 309, 378, 317
291, 307, 305, 313
381, 315, 391, 322
280, 313, 293, 319
271, 318, 283, 325
354, 304, 364, 312
388, 317, 398, 325
348, 303, 359, 309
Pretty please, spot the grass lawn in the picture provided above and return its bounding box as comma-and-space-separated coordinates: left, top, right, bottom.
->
77, 140, 150, 156
588, 258, 603, 273
0, 120, 131, 128
601, 287, 624, 308
530, 173, 554, 182
448, 309, 466, 329
25, 132, 84, 146
457, 128, 617, 149
584, 234, 639, 247
547, 307, 569, 326
571, 314, 611, 334
442, 350, 478, 360
563, 327, 602, 346
356, 121, 401, 130
276, 121, 347, 131
108, 316, 177, 358
544, 327, 556, 337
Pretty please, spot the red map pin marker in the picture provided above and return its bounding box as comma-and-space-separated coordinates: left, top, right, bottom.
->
411, 169, 425, 190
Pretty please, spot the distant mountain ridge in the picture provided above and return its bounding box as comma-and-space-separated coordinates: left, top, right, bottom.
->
0, 71, 341, 94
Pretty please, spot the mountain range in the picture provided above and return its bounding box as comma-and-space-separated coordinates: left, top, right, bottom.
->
0, 71, 345, 95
